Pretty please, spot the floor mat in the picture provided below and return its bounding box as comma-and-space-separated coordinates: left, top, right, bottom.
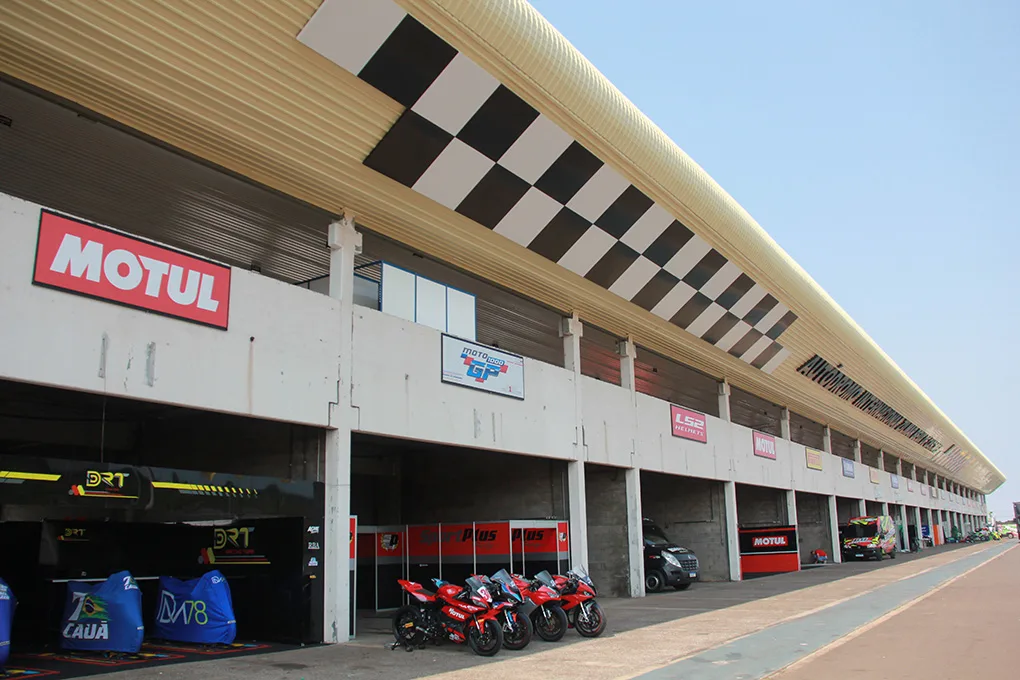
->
4, 640, 295, 678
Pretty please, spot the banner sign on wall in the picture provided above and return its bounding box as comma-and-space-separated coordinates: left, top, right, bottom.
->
890, 474, 900, 489
842, 458, 855, 478
869, 468, 880, 484
907, 479, 914, 492
33, 210, 232, 329
921, 484, 927, 496
752, 431, 777, 460
805, 449, 823, 471
670, 405, 708, 443
738, 526, 799, 578
441, 334, 524, 399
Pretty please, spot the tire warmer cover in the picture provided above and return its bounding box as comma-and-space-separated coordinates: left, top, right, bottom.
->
0, 578, 15, 668
61, 571, 144, 653
153, 570, 237, 645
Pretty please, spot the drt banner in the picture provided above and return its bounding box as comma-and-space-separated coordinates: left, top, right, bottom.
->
61, 571, 144, 653
0, 578, 15, 668
154, 570, 237, 644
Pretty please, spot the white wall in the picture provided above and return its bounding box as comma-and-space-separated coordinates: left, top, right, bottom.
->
0, 194, 340, 426
347, 301, 965, 511
351, 307, 577, 459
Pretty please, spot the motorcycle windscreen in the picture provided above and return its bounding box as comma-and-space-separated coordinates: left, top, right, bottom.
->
0, 578, 15, 668
61, 570, 144, 653
153, 571, 236, 644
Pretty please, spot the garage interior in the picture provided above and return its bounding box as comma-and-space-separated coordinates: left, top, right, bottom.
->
640, 472, 729, 582
0, 378, 327, 672
793, 491, 833, 564
351, 435, 570, 613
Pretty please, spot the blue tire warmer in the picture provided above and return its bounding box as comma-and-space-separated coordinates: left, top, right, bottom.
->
153, 570, 237, 645
0, 577, 15, 668
61, 570, 144, 653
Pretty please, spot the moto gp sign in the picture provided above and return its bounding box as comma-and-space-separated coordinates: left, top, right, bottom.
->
33, 210, 231, 329
441, 334, 524, 399
670, 405, 708, 443
753, 431, 777, 460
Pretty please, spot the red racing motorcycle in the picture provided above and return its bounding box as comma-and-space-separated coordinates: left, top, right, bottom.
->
548, 566, 606, 637
392, 576, 505, 656
511, 571, 569, 642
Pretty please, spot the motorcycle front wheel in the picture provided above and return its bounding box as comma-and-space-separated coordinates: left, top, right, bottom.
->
392, 605, 426, 647
501, 609, 533, 650
532, 603, 567, 642
467, 619, 503, 656
574, 601, 607, 638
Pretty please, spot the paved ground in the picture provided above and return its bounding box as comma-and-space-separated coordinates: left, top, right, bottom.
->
90, 542, 999, 680
769, 541, 1018, 679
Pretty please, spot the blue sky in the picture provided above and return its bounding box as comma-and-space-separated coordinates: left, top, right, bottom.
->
528, 0, 1020, 519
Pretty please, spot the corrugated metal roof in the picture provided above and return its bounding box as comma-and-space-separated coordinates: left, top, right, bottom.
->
0, 0, 1002, 492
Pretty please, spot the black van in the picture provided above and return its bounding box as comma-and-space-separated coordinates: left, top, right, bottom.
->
643, 518, 700, 592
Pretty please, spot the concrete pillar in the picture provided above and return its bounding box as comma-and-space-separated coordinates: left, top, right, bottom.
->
822, 426, 832, 454
718, 380, 732, 422
876, 449, 884, 472
913, 506, 923, 550
780, 407, 791, 440
898, 504, 910, 551
561, 314, 589, 569
786, 489, 798, 527
857, 498, 867, 517
881, 502, 889, 518
853, 439, 862, 464
324, 215, 361, 643
827, 495, 842, 563
723, 481, 741, 581
618, 338, 644, 598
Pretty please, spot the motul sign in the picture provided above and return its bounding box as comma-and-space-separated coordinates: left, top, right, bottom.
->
670, 404, 708, 443
753, 431, 777, 460
751, 536, 788, 548
33, 211, 231, 329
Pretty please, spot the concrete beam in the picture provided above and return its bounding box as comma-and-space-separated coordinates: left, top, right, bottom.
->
780, 407, 791, 440
724, 481, 740, 581
561, 314, 588, 570
822, 426, 832, 454
827, 495, 842, 563
324, 214, 360, 644
718, 381, 732, 422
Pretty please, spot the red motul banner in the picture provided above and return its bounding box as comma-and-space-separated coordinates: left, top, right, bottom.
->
33, 210, 231, 329
670, 405, 708, 443
752, 431, 777, 460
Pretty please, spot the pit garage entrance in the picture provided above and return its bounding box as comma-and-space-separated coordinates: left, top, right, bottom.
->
0, 379, 326, 675
350, 435, 570, 616
735, 483, 798, 579
640, 472, 730, 588
793, 491, 834, 565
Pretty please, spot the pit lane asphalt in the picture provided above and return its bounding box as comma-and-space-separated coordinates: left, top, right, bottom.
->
96, 542, 984, 680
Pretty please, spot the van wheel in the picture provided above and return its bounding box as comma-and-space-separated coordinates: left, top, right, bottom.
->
644, 570, 666, 593
890, 550, 896, 559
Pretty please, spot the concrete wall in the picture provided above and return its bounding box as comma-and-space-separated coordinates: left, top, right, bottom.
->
584, 464, 629, 597
395, 445, 567, 524
836, 497, 858, 524
795, 491, 832, 563
0, 194, 340, 427
641, 472, 729, 581
352, 307, 577, 461
736, 483, 788, 527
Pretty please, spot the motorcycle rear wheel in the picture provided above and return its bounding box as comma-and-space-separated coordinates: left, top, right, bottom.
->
532, 604, 567, 642
392, 605, 426, 647
467, 619, 503, 656
501, 610, 533, 651
574, 601, 607, 638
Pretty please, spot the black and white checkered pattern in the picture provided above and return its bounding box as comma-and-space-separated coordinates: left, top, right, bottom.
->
298, 0, 796, 374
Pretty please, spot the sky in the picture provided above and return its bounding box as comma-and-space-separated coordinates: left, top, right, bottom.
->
528, 0, 1020, 520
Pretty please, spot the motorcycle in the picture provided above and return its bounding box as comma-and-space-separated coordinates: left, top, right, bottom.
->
511, 571, 569, 642
547, 566, 607, 638
475, 569, 533, 651
392, 576, 505, 656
